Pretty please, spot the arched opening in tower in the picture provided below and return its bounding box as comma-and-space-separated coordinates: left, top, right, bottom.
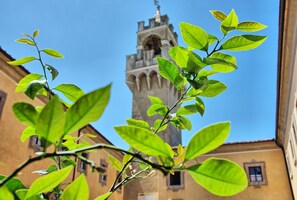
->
143, 35, 162, 56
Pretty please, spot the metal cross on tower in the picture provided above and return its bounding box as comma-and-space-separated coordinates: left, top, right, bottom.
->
154, 0, 160, 10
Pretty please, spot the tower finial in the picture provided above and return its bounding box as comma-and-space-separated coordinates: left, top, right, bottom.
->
154, 0, 161, 23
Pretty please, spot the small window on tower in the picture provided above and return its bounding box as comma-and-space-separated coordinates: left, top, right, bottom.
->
244, 161, 267, 186
144, 35, 162, 56
99, 159, 108, 185
167, 171, 184, 190
78, 152, 89, 174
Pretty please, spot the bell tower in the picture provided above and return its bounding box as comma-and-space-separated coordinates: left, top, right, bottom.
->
125, 5, 181, 146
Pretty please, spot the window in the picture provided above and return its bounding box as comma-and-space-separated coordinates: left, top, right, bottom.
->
99, 159, 108, 185
77, 153, 88, 173
167, 171, 184, 190
0, 90, 7, 120
138, 193, 157, 200
29, 136, 43, 152
244, 161, 267, 186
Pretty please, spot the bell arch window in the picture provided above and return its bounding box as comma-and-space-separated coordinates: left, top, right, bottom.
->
143, 35, 162, 56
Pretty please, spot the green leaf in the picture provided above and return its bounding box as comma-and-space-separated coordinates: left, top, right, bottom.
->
13, 102, 38, 127
95, 192, 112, 200
0, 175, 26, 193
157, 57, 179, 84
36, 96, 65, 143
16, 189, 44, 200
54, 84, 85, 103
174, 73, 187, 90
187, 158, 247, 196
195, 97, 205, 116
210, 10, 227, 22
147, 104, 168, 117
47, 164, 58, 173
61, 174, 89, 200
198, 69, 217, 78
187, 77, 209, 91
15, 74, 43, 93
25, 80, 46, 100
178, 116, 192, 131
207, 52, 237, 73
16, 38, 36, 46
154, 119, 168, 132
114, 125, 172, 159
33, 30, 39, 38
42, 48, 64, 58
0, 186, 14, 200
236, 21, 267, 32
126, 118, 151, 130
199, 80, 227, 97
7, 56, 37, 66
185, 122, 231, 160
45, 64, 59, 80
148, 96, 164, 105
208, 34, 218, 45
176, 105, 198, 116
219, 35, 267, 51
221, 9, 238, 35
26, 166, 73, 199
64, 84, 111, 135
21, 126, 36, 142
108, 155, 123, 171
180, 22, 208, 51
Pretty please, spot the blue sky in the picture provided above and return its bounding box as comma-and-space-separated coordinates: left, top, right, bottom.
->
1, 0, 279, 149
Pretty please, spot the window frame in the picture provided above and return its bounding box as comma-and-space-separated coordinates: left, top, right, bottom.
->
77, 152, 89, 174
0, 90, 7, 120
99, 159, 108, 186
166, 171, 184, 190
244, 161, 267, 186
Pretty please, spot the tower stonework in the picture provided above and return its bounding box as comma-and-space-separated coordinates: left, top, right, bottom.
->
125, 14, 181, 146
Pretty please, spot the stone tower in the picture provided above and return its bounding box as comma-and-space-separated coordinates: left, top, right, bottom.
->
125, 8, 181, 146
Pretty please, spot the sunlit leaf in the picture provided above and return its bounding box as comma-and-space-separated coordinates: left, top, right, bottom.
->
126, 118, 151, 130
187, 158, 247, 196
95, 192, 112, 200
221, 9, 238, 35
36, 96, 65, 143
45, 64, 59, 80
54, 84, 85, 103
0, 186, 14, 200
108, 155, 123, 171
13, 102, 38, 127
180, 22, 208, 51
154, 119, 167, 132
114, 126, 173, 159
178, 116, 192, 131
16, 38, 35, 46
210, 10, 227, 22
157, 57, 179, 84
219, 35, 267, 51
236, 21, 267, 32
64, 84, 111, 135
7, 56, 37, 66
199, 80, 227, 97
195, 97, 205, 116
147, 104, 168, 117
208, 34, 218, 45
176, 105, 198, 116
33, 29, 39, 38
42, 48, 64, 58
15, 74, 43, 93
148, 96, 164, 105
185, 122, 230, 160
61, 174, 89, 200
21, 126, 36, 142
26, 166, 73, 199
207, 52, 237, 73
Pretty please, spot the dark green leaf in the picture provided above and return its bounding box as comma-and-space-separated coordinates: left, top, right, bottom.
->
185, 122, 230, 160
199, 80, 227, 97
64, 84, 111, 135
157, 57, 179, 84
236, 21, 267, 32
54, 84, 85, 103
219, 35, 267, 51
26, 166, 73, 199
187, 158, 247, 196
45, 64, 59, 80
42, 48, 64, 58
0, 175, 25, 193
114, 125, 173, 158
15, 74, 43, 93
16, 38, 35, 46
36, 96, 65, 143
180, 22, 208, 51
126, 118, 151, 130
25, 80, 46, 100
210, 10, 227, 22
13, 102, 38, 127
7, 56, 37, 66
61, 174, 89, 200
